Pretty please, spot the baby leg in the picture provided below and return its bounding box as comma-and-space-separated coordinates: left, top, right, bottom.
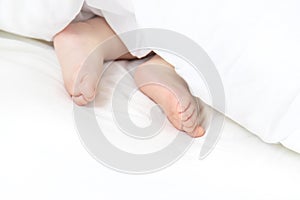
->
54, 17, 135, 105
134, 55, 206, 137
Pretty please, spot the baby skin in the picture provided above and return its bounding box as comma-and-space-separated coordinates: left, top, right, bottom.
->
54, 17, 205, 137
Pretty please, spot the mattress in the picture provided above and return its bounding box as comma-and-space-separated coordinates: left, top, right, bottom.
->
0, 30, 300, 200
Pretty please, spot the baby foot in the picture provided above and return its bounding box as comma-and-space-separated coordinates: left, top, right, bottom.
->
54, 20, 105, 105
134, 55, 206, 137
71, 46, 106, 106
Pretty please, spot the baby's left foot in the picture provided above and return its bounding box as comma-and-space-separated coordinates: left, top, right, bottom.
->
135, 55, 206, 137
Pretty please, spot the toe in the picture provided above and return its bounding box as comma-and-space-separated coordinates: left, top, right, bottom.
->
180, 98, 198, 131
182, 109, 197, 131
188, 126, 205, 138
182, 97, 207, 137
180, 103, 195, 121
75, 73, 99, 103
80, 80, 96, 102
176, 95, 192, 113
72, 95, 89, 106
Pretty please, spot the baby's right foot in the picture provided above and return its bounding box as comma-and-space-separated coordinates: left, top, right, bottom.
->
54, 17, 134, 105
54, 19, 104, 105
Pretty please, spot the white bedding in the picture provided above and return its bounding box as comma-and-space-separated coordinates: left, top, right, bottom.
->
1, 31, 300, 200
1, 0, 299, 153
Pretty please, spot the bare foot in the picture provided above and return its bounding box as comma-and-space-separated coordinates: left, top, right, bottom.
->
134, 55, 206, 137
54, 17, 134, 105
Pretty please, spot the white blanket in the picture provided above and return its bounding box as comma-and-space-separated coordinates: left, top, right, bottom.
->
1, 30, 300, 200
0, 0, 299, 152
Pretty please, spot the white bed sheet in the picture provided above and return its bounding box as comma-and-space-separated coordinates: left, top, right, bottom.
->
0, 31, 300, 200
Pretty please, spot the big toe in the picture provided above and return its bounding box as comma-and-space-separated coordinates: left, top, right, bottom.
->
188, 126, 205, 138
79, 75, 97, 102
72, 94, 89, 106
72, 74, 99, 106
